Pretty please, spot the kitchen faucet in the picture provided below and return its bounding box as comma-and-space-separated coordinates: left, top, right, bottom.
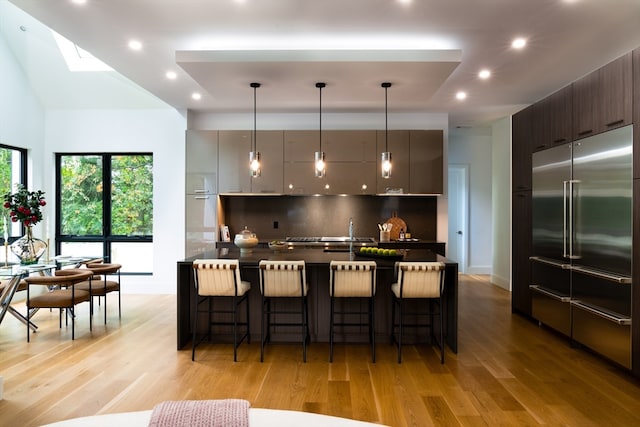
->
349, 217, 354, 241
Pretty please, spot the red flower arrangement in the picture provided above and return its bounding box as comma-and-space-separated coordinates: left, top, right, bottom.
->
3, 184, 46, 227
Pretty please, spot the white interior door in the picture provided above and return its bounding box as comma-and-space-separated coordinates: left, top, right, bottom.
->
448, 165, 468, 273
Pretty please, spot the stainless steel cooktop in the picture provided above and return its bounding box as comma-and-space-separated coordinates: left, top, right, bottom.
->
285, 236, 376, 245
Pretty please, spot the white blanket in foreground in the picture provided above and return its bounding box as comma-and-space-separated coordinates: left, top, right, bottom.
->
40, 408, 388, 427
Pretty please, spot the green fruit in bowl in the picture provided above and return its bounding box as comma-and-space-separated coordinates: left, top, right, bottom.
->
370, 248, 379, 254
383, 249, 390, 256
389, 249, 398, 256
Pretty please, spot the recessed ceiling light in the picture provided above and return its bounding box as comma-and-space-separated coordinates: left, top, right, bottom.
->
512, 38, 527, 49
128, 40, 143, 51
70, 0, 87, 4
397, 0, 413, 5
456, 91, 467, 100
166, 71, 177, 80
192, 93, 202, 100
479, 69, 491, 79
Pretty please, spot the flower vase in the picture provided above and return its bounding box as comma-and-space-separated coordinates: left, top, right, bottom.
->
10, 226, 47, 265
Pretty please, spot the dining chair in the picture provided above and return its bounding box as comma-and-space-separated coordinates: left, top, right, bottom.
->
24, 268, 94, 341
76, 262, 122, 324
390, 261, 446, 363
329, 260, 377, 363
258, 260, 309, 362
192, 259, 250, 362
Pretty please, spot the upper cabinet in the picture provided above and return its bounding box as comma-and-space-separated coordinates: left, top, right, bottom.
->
376, 130, 410, 194
251, 130, 284, 194
218, 131, 252, 193
532, 85, 572, 152
573, 52, 632, 140
284, 130, 377, 195
512, 105, 533, 192
186, 130, 218, 194
409, 130, 444, 194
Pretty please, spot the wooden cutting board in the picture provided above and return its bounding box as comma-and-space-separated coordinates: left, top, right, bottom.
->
384, 212, 407, 240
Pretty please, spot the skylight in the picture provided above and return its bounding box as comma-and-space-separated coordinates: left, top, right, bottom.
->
52, 30, 112, 72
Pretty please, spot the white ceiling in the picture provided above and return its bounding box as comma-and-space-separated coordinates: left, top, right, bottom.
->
3, 0, 640, 128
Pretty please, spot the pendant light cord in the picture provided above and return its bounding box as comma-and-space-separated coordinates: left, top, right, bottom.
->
316, 82, 325, 151
382, 82, 391, 151
250, 82, 260, 152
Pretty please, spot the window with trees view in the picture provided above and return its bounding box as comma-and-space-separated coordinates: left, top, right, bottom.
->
0, 144, 27, 243
57, 153, 153, 274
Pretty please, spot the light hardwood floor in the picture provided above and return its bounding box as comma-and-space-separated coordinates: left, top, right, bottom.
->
1, 275, 640, 427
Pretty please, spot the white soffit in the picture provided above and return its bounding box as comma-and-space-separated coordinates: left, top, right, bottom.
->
176, 49, 462, 113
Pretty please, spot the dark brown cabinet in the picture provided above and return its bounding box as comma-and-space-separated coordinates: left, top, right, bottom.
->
633, 48, 640, 179
512, 106, 533, 191
409, 130, 443, 194
573, 52, 632, 140
512, 190, 532, 315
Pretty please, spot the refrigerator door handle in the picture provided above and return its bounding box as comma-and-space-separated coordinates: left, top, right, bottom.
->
568, 179, 581, 259
563, 180, 568, 258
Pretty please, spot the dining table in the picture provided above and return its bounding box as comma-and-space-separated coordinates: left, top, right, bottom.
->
176, 248, 458, 353
0, 263, 57, 330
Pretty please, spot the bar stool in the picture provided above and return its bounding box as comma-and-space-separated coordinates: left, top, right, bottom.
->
258, 260, 309, 362
390, 261, 446, 364
192, 259, 251, 362
329, 260, 377, 363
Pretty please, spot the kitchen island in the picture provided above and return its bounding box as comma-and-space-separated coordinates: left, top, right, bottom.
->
176, 248, 458, 353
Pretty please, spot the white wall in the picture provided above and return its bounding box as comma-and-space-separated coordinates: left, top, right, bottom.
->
491, 117, 511, 289
0, 27, 45, 191
448, 127, 493, 274
44, 109, 187, 294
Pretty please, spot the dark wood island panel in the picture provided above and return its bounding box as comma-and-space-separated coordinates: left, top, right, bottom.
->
176, 248, 458, 353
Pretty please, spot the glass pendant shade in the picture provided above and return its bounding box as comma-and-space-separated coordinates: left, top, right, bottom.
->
314, 151, 325, 178
249, 82, 261, 178
249, 151, 261, 177
381, 151, 392, 179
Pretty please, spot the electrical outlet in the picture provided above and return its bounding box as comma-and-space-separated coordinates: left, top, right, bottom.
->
273, 221, 279, 229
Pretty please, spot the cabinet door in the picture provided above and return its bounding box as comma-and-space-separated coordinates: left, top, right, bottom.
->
283, 162, 326, 194
376, 130, 410, 194
322, 130, 376, 162
599, 52, 632, 133
185, 194, 217, 258
549, 85, 573, 146
325, 162, 377, 194
218, 131, 251, 193
573, 71, 599, 140
284, 131, 317, 162
531, 96, 551, 152
634, 49, 640, 179
251, 130, 284, 193
409, 130, 443, 194
512, 106, 533, 192
512, 190, 532, 315
186, 130, 217, 194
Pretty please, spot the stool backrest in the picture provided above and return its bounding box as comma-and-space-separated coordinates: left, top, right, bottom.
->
259, 260, 307, 297
396, 262, 445, 298
330, 260, 377, 297
193, 259, 242, 297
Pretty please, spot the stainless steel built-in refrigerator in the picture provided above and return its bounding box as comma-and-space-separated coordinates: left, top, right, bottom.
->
529, 125, 632, 368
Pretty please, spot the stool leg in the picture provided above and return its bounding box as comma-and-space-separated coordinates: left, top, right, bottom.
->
370, 296, 376, 363
260, 295, 266, 362
232, 295, 238, 362
192, 297, 200, 361
301, 295, 307, 363
397, 299, 403, 364
329, 295, 335, 363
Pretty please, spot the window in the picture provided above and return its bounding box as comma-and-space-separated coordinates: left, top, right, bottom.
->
0, 144, 27, 243
56, 153, 153, 274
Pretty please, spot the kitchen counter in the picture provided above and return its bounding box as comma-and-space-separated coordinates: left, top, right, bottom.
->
176, 248, 457, 353
215, 240, 446, 256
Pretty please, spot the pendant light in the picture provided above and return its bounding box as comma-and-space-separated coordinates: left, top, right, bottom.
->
381, 82, 392, 179
249, 82, 261, 177
314, 82, 326, 178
